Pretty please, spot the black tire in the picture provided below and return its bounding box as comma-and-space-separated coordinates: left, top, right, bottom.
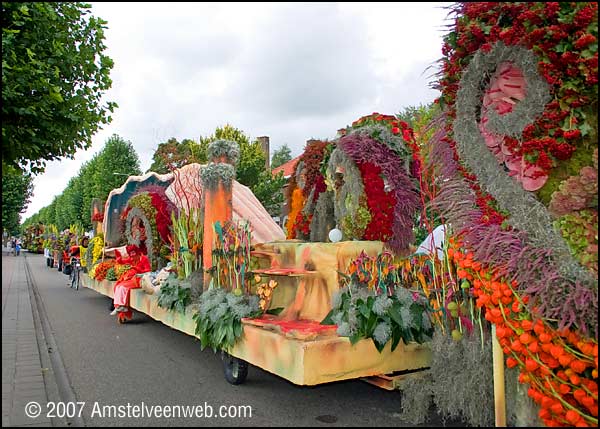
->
221, 352, 248, 385
70, 269, 76, 289
74, 269, 80, 290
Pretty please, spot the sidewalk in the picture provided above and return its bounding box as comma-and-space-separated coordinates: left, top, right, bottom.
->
2, 249, 52, 427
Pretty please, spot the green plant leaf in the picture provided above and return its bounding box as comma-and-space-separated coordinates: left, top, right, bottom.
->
321, 309, 336, 325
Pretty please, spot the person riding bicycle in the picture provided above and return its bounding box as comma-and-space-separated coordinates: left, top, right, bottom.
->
64, 236, 88, 280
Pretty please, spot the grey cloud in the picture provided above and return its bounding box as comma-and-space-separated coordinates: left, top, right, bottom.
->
223, 4, 379, 120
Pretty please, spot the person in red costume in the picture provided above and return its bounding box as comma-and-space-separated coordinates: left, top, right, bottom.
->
110, 244, 151, 316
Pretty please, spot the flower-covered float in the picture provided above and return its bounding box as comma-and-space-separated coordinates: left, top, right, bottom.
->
83, 137, 432, 386
396, 3, 598, 427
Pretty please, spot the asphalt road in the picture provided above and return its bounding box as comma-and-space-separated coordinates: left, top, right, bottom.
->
25, 252, 462, 427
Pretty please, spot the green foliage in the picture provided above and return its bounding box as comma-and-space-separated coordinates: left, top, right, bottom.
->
555, 210, 598, 271
271, 144, 292, 169
322, 282, 434, 352
147, 125, 279, 213
22, 134, 141, 231
2, 165, 33, 235
157, 273, 193, 313
251, 170, 286, 216
199, 124, 266, 189
2, 2, 117, 173
171, 208, 203, 279
397, 102, 440, 130
147, 138, 206, 174
193, 288, 261, 353
92, 134, 141, 201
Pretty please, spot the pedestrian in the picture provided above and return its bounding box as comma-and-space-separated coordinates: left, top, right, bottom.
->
44, 246, 51, 267
15, 240, 21, 256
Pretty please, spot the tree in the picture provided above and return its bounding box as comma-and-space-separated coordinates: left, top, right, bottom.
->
22, 134, 141, 231
199, 124, 267, 189
91, 134, 141, 207
147, 138, 207, 174
2, 165, 33, 235
271, 144, 292, 169
79, 155, 99, 230
2, 2, 116, 173
252, 171, 287, 217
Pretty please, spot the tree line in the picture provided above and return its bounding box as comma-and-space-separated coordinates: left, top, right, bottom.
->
20, 126, 292, 232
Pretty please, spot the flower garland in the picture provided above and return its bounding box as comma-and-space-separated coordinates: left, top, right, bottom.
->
432, 2, 598, 335
91, 260, 116, 281
287, 140, 331, 239
285, 186, 305, 239
448, 239, 598, 427
335, 123, 421, 253
125, 186, 175, 269
439, 3, 597, 180
325, 147, 370, 240
356, 162, 395, 242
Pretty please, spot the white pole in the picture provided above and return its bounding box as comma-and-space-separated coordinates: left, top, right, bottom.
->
492, 324, 506, 426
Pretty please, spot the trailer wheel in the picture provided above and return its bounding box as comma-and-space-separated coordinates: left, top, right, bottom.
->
221, 352, 248, 385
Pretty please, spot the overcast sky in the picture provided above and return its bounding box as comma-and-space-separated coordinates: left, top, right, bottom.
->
23, 2, 452, 220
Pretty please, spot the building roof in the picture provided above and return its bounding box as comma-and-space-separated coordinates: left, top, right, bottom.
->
272, 156, 301, 179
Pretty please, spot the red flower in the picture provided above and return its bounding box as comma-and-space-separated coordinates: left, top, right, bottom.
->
564, 129, 582, 140
574, 34, 597, 50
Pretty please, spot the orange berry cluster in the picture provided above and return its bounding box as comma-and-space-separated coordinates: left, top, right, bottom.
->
448, 241, 598, 427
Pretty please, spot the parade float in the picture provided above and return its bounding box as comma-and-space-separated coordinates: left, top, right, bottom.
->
395, 3, 598, 427
82, 134, 432, 388
78, 2, 597, 426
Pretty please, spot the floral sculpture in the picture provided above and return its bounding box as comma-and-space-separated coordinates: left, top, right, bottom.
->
423, 3, 598, 426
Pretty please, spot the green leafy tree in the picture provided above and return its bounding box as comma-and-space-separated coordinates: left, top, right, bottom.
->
271, 144, 292, 169
2, 165, 33, 235
147, 138, 207, 174
396, 103, 440, 130
23, 134, 141, 231
62, 175, 84, 226
252, 170, 286, 217
2, 2, 117, 173
91, 134, 141, 204
79, 155, 99, 230
199, 124, 267, 188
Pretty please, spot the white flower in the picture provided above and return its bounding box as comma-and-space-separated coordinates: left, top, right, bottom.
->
373, 295, 392, 316
400, 307, 413, 330
395, 287, 413, 307
421, 311, 432, 330
373, 322, 391, 346
337, 322, 351, 337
